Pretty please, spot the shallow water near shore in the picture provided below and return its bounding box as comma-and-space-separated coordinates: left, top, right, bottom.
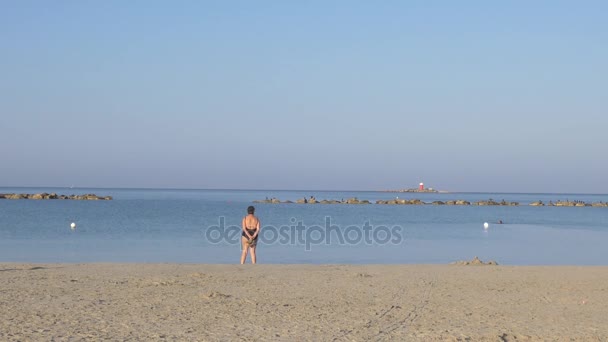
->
1, 187, 608, 265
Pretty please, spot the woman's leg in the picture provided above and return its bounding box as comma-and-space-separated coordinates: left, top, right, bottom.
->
250, 245, 257, 264
240, 237, 249, 264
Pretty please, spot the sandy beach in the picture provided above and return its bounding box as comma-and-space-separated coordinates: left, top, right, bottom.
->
1, 263, 607, 341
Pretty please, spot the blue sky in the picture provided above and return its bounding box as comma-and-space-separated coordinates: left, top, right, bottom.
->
1, 1, 607, 192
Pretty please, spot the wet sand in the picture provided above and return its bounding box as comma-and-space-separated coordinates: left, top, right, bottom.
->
1, 263, 607, 341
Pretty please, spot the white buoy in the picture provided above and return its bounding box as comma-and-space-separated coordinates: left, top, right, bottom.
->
483, 222, 489, 230
70, 222, 76, 230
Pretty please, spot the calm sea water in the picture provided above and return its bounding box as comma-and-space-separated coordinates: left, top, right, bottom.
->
1, 187, 608, 265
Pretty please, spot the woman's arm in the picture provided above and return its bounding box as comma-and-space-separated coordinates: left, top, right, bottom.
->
251, 218, 261, 238
242, 218, 252, 239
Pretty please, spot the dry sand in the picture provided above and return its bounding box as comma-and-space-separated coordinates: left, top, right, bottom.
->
1, 263, 607, 341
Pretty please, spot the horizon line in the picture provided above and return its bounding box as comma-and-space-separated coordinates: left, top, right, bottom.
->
1, 185, 607, 196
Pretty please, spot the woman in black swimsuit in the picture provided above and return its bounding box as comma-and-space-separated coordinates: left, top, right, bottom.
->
240, 206, 260, 264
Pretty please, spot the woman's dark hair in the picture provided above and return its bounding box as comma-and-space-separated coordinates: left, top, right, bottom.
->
247, 206, 255, 214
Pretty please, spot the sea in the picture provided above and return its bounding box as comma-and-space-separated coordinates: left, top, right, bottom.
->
1, 187, 608, 265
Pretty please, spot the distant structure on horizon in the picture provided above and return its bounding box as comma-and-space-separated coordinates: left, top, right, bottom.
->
384, 182, 441, 193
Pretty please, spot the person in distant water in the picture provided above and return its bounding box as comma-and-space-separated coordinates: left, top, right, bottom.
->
498, 220, 503, 224
241, 206, 260, 264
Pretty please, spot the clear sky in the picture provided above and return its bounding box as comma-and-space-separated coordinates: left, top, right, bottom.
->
1, 1, 607, 193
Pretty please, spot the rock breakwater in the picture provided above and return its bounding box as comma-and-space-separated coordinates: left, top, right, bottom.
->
0, 193, 112, 200
252, 197, 608, 207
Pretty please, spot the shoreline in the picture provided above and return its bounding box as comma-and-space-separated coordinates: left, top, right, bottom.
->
2, 263, 608, 340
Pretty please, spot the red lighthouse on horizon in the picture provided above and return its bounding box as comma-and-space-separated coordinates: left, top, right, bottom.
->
419, 182, 424, 191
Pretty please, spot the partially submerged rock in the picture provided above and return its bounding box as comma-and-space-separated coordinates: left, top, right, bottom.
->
376, 198, 425, 205
473, 199, 518, 206
445, 200, 471, 205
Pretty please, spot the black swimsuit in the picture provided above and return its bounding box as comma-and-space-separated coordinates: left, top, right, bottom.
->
242, 228, 257, 240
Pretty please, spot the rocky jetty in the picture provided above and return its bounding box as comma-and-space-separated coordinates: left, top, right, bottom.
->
451, 256, 498, 266
472, 199, 519, 206
0, 193, 112, 200
445, 200, 471, 205
252, 197, 608, 207
254, 197, 370, 204
376, 199, 425, 205
529, 200, 606, 207
550, 200, 591, 207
